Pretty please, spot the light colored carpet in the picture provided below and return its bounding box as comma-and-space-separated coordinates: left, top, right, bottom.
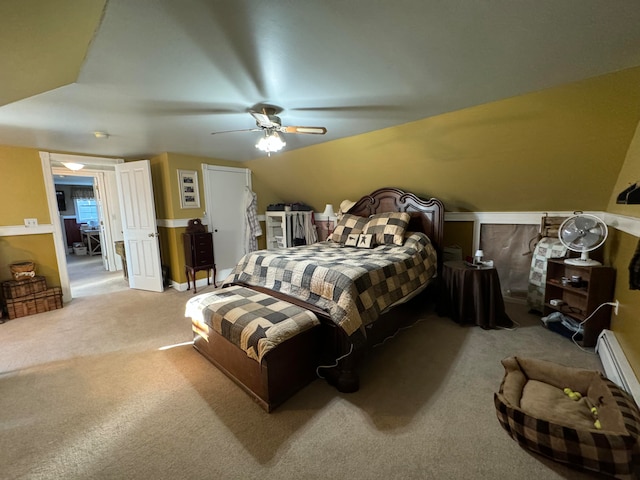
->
0, 284, 605, 479
66, 254, 129, 298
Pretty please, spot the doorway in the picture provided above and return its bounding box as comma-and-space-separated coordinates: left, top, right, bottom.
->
40, 152, 126, 301
53, 172, 128, 298
66, 254, 128, 298
201, 164, 252, 282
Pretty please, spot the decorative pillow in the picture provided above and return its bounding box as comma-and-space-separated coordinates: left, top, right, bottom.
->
344, 233, 375, 248
363, 212, 411, 246
356, 233, 374, 248
344, 233, 360, 247
331, 214, 368, 244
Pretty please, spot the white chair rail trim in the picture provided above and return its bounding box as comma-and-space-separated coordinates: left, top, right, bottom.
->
445, 211, 640, 251
2, 212, 639, 238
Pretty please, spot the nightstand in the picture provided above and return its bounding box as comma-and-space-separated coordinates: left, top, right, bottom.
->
440, 260, 512, 329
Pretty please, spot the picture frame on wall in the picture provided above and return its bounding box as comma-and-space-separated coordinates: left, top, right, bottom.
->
178, 169, 200, 209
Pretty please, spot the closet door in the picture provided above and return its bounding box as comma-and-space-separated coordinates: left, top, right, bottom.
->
202, 165, 251, 282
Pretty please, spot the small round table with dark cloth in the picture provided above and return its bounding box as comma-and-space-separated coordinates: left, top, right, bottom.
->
440, 260, 512, 329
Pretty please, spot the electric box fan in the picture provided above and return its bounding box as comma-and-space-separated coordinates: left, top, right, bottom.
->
558, 214, 608, 266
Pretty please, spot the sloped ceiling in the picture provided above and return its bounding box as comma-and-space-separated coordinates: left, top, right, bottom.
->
1, 0, 640, 161
0, 0, 106, 106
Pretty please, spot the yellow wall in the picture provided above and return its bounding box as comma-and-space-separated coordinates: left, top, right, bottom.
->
443, 221, 474, 260
0, 146, 50, 224
151, 152, 246, 284
0, 234, 59, 285
607, 121, 640, 217
245, 67, 640, 214
606, 229, 640, 374
0, 0, 106, 106
0, 146, 60, 286
605, 120, 640, 378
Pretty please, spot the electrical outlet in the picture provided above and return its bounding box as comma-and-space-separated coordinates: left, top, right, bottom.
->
24, 218, 38, 227
613, 300, 619, 315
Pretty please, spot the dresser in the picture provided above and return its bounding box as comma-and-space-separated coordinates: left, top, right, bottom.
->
183, 232, 217, 293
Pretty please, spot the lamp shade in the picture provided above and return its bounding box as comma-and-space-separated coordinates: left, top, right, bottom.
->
322, 204, 335, 219
255, 131, 286, 154
61, 162, 85, 171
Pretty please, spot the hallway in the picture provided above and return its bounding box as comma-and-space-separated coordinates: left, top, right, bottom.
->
67, 254, 128, 298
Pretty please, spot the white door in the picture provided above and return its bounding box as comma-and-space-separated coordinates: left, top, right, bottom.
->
115, 160, 164, 292
202, 165, 251, 281
93, 176, 109, 271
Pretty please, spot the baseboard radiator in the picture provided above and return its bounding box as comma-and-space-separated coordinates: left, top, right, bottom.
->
596, 329, 640, 405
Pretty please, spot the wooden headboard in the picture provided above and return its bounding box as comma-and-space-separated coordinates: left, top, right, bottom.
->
347, 187, 445, 263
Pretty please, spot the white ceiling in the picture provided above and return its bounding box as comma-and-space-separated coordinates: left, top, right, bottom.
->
2, 0, 640, 161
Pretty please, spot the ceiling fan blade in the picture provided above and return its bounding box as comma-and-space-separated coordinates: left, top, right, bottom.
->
291, 105, 402, 114
282, 126, 327, 135
142, 100, 246, 116
211, 128, 261, 135
250, 111, 277, 128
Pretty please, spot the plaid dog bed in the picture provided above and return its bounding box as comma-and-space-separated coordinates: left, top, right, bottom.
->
186, 285, 319, 363
495, 356, 640, 479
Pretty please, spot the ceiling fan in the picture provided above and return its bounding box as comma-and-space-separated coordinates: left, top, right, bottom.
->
211, 106, 327, 155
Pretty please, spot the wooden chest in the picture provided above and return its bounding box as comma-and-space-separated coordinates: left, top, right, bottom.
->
2, 276, 47, 299
5, 287, 63, 320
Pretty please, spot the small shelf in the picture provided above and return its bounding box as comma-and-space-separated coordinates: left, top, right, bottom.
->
265, 211, 314, 249
546, 279, 588, 296
543, 259, 615, 347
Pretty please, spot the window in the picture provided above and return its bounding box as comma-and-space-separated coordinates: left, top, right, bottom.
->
75, 198, 98, 224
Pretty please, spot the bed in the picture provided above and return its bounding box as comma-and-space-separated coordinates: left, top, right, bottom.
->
190, 187, 444, 398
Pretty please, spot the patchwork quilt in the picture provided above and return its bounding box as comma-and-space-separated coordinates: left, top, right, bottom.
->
186, 285, 319, 362
223, 232, 438, 345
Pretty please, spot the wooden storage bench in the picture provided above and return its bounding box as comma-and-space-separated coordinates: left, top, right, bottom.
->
186, 285, 322, 412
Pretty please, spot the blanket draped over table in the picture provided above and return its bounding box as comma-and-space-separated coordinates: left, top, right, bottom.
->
223, 232, 438, 345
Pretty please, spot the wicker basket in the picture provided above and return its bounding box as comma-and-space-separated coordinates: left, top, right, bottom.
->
34, 287, 63, 313
4, 287, 62, 320
9, 261, 36, 280
5, 295, 37, 319
2, 276, 47, 299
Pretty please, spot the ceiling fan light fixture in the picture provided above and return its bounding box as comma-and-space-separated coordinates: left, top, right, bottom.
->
61, 162, 85, 171
256, 131, 286, 155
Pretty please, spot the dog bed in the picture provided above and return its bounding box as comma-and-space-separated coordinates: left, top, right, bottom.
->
495, 356, 640, 479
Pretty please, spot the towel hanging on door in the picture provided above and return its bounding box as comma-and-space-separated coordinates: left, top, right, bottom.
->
293, 213, 305, 246
244, 187, 262, 254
